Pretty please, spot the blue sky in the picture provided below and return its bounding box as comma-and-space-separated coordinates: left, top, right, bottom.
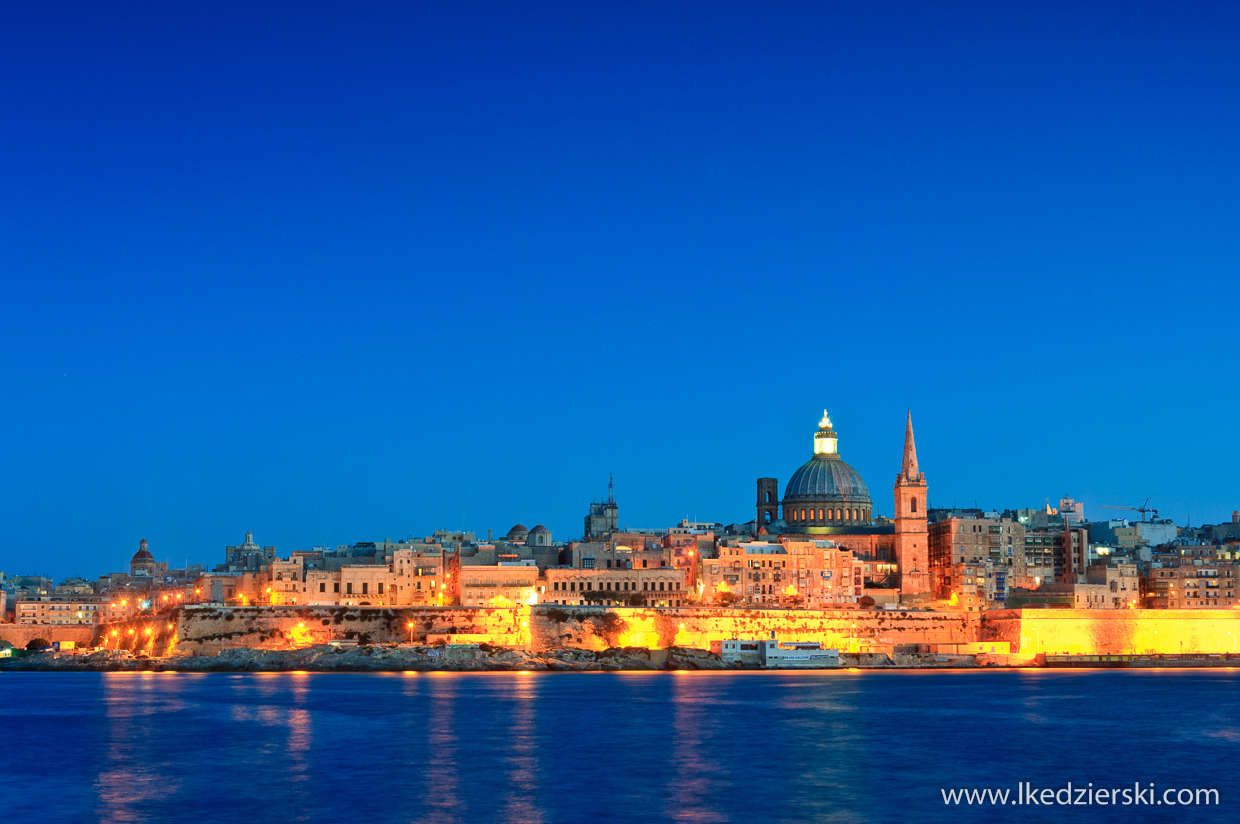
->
3, 3, 1239, 579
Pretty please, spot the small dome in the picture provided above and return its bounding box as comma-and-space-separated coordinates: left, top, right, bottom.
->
506, 524, 530, 539
132, 538, 154, 562
528, 525, 550, 535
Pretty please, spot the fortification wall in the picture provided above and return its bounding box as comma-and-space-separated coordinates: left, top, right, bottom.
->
0, 625, 95, 649
982, 609, 1240, 655
96, 606, 528, 656
529, 606, 980, 652
83, 605, 1240, 657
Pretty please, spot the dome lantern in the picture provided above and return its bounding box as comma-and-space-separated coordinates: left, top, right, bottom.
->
813, 409, 838, 456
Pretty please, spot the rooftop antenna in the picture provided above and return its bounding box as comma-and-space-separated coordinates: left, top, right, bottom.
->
608, 473, 615, 505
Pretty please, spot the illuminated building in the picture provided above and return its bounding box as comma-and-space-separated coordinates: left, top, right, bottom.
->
930, 515, 1045, 603
892, 412, 930, 596
13, 595, 103, 625
754, 409, 930, 600
1143, 564, 1238, 608
459, 564, 538, 607
776, 411, 873, 530
543, 567, 687, 606
299, 547, 456, 606
701, 540, 861, 607
1073, 564, 1139, 609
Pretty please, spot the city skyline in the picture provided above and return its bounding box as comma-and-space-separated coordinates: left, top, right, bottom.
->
5, 4, 1240, 578
3, 404, 1220, 582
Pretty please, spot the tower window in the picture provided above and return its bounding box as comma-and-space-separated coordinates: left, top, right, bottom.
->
911, 498, 918, 514
766, 491, 772, 503
819, 508, 824, 520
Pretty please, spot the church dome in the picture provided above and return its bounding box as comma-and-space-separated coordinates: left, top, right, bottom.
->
506, 524, 530, 540
783, 456, 870, 503
528, 525, 549, 535
780, 410, 873, 529
131, 538, 154, 562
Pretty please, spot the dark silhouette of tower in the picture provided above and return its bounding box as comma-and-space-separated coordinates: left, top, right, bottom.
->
757, 478, 779, 527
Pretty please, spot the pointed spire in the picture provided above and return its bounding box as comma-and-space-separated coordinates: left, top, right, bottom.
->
901, 410, 920, 482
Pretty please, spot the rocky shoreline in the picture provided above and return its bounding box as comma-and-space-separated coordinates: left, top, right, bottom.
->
0, 644, 739, 673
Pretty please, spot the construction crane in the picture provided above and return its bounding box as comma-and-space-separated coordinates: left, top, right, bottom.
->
1100, 498, 1158, 522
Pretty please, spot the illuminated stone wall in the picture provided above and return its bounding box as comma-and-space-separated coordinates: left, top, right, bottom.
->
981, 609, 1240, 655
0, 624, 95, 649
97, 606, 529, 654
529, 606, 981, 652
83, 604, 1240, 657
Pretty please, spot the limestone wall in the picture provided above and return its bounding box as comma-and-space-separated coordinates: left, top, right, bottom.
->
982, 609, 1240, 655
529, 606, 980, 652
97, 606, 528, 655
81, 604, 1240, 658
0, 625, 95, 649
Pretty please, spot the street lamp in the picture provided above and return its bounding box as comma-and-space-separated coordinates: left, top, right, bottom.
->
407, 621, 414, 644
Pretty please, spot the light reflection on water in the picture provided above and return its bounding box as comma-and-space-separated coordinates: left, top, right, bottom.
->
1, 669, 1238, 824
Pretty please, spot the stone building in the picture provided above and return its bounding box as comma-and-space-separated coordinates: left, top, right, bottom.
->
129, 538, 161, 577
14, 595, 103, 625
221, 532, 275, 572
527, 525, 553, 547
702, 538, 862, 608
754, 409, 929, 600
1073, 564, 1139, 609
1142, 563, 1238, 608
294, 547, 453, 607
543, 567, 687, 607
458, 564, 538, 608
584, 476, 619, 538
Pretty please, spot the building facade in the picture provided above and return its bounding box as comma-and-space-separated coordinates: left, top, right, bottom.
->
543, 567, 687, 607
753, 408, 929, 602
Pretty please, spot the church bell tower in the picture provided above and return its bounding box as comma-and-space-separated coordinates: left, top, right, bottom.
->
893, 411, 930, 598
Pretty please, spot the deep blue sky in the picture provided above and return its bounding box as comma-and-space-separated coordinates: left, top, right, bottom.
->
3, 3, 1239, 580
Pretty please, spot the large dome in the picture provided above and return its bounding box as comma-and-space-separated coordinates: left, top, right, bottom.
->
783, 455, 870, 503
779, 410, 874, 529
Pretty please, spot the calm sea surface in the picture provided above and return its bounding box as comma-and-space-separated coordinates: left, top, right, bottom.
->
2, 669, 1237, 823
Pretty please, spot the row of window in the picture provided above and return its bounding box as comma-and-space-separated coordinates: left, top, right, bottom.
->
551, 580, 680, 592
315, 581, 387, 595
788, 507, 870, 523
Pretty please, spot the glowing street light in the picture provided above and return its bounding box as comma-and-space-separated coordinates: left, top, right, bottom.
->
407, 621, 414, 644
